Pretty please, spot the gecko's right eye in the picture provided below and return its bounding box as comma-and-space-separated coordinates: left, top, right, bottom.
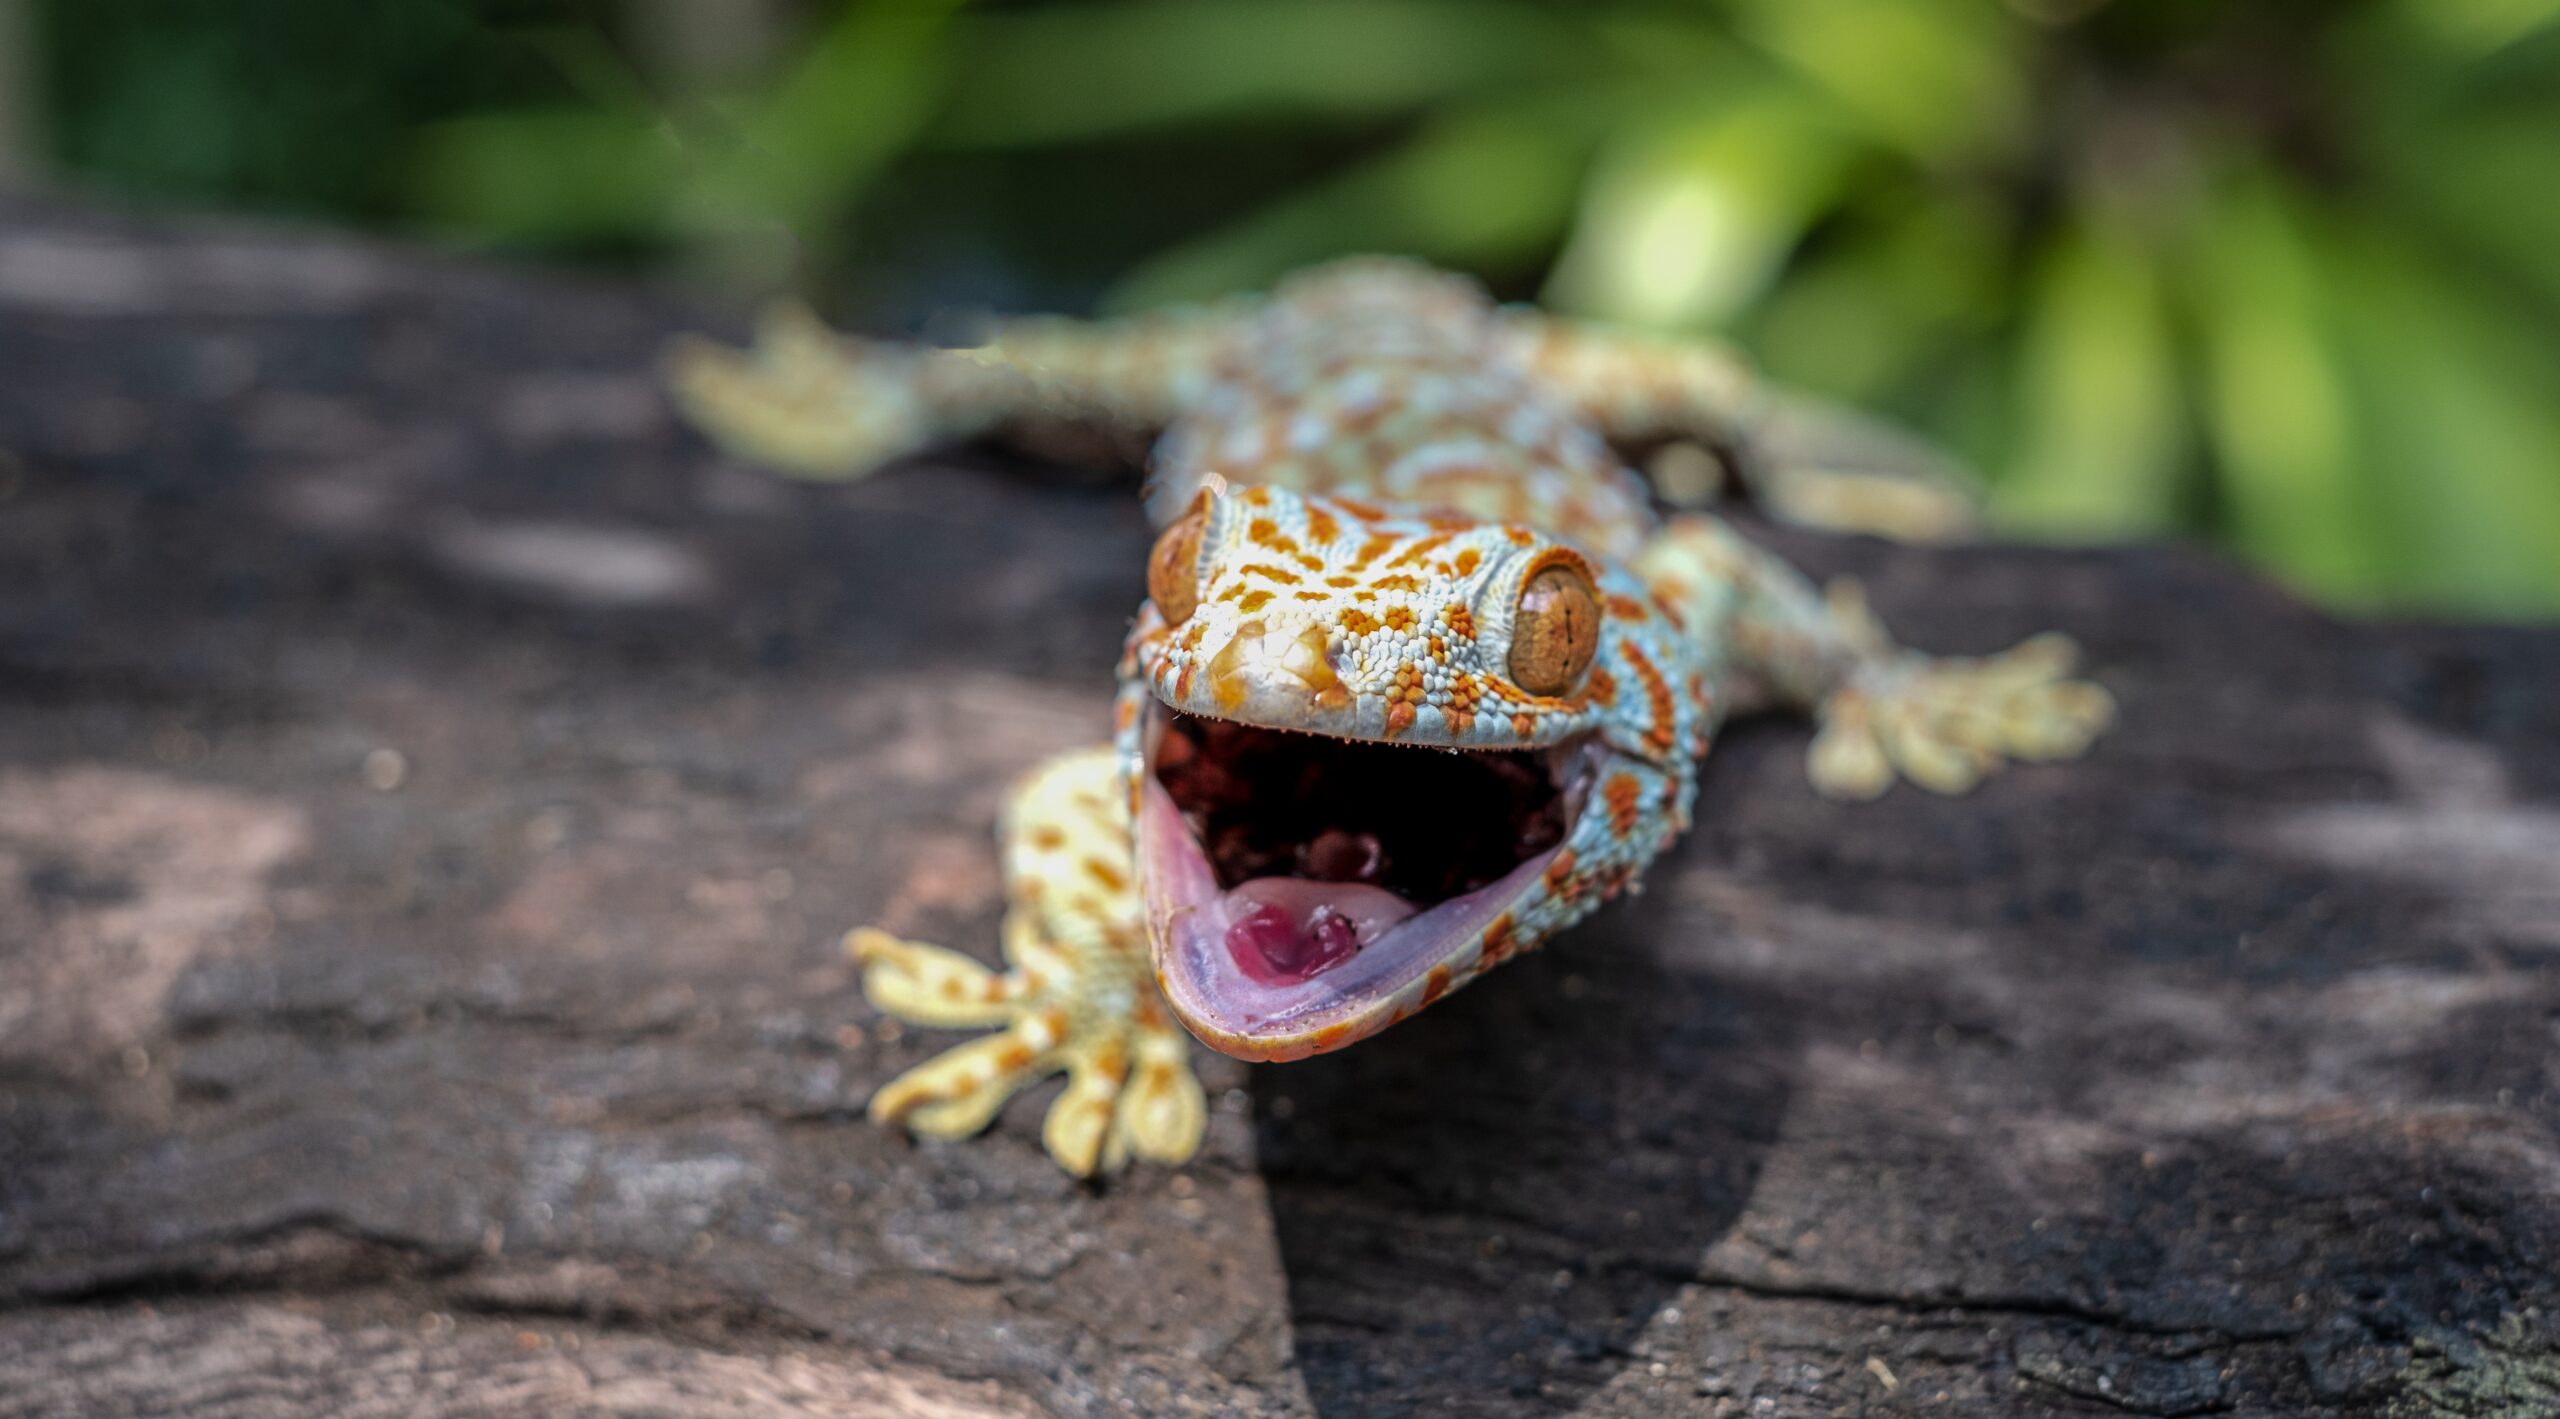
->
1147, 507, 1207, 625
1508, 558, 1600, 696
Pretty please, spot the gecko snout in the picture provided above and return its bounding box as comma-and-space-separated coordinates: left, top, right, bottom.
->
1204, 619, 1348, 718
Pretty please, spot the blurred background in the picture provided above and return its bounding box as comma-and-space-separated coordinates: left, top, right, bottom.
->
5, 0, 2557, 617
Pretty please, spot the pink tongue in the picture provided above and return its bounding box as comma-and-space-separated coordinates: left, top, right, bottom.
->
1224, 878, 1418, 985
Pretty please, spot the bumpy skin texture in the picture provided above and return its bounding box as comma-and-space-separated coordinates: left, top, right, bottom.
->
668, 258, 2113, 1174
1115, 485, 1699, 1062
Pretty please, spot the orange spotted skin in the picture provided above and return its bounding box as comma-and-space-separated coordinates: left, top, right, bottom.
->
669, 255, 2116, 1169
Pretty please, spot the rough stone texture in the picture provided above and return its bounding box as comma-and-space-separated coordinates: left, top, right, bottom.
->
2, 196, 2558, 1418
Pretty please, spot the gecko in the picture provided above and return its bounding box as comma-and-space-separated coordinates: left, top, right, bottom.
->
665, 258, 2113, 1176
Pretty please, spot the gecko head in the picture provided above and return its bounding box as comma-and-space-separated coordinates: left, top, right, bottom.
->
1122, 481, 1701, 1062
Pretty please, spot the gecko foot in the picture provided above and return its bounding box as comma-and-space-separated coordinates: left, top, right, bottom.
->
845, 747, 1207, 1176
663, 302, 933, 479
1807, 584, 2115, 800
853, 928, 1206, 1175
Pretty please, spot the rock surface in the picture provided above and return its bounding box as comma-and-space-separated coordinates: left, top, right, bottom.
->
2, 197, 2558, 1417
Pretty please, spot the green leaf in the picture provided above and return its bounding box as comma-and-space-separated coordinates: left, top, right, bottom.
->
1994, 217, 2187, 539
2372, 108, 2560, 318
1101, 108, 1587, 311
2320, 221, 2560, 617
407, 106, 680, 244
1749, 191, 2009, 401
1543, 90, 1860, 329
1727, 0, 2025, 164
706, 0, 967, 233
408, 0, 965, 248
2389, 0, 2560, 61
2180, 169, 2382, 607
933, 0, 1580, 148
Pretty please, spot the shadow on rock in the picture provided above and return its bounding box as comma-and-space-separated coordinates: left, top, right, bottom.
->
1253, 890, 1795, 1416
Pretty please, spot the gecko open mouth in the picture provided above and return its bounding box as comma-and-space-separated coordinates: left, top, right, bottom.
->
1137, 704, 1599, 1060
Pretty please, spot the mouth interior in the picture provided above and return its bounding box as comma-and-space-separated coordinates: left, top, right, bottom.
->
1153, 710, 1566, 985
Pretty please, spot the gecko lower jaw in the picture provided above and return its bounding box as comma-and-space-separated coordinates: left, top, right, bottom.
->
1136, 703, 1600, 1061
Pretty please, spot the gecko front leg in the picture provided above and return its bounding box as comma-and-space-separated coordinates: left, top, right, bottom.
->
853, 747, 1206, 1175
1793, 581, 2112, 799
1640, 514, 2114, 798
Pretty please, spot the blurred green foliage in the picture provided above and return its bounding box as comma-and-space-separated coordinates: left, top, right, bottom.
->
24, 0, 2560, 617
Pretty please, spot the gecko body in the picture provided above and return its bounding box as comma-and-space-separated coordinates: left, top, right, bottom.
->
671, 259, 2111, 1174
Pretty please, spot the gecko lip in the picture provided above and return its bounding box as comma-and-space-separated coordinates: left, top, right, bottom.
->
1138, 705, 1597, 1061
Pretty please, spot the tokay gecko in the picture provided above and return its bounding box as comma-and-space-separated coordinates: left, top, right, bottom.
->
666, 259, 2113, 1176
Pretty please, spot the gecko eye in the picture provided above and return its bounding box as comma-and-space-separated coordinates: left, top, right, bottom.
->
1508, 562, 1600, 695
1148, 506, 1208, 625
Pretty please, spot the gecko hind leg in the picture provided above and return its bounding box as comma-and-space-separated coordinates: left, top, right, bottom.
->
666, 297, 1237, 484
1502, 313, 1981, 543
852, 747, 1206, 1176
